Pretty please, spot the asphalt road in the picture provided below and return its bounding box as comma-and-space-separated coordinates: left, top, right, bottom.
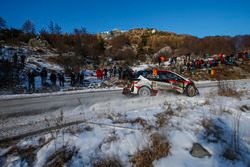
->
0, 90, 123, 118
0, 80, 227, 118
0, 90, 125, 141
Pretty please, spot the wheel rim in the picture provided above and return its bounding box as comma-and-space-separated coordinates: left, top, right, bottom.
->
140, 88, 150, 96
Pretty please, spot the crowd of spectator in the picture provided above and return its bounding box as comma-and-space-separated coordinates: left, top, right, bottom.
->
166, 52, 250, 74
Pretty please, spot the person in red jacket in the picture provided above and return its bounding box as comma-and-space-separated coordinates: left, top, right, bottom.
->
96, 68, 100, 79
158, 55, 165, 66
100, 68, 104, 80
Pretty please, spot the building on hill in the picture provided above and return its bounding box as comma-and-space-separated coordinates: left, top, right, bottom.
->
98, 29, 124, 40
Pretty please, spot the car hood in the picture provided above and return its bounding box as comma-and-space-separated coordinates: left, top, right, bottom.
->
138, 75, 149, 81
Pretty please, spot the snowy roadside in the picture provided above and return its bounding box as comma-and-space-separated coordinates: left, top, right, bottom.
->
0, 80, 250, 167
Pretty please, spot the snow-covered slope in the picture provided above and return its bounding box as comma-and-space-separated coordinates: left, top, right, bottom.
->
0, 80, 249, 167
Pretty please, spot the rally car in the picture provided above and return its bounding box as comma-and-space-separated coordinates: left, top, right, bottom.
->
123, 69, 199, 97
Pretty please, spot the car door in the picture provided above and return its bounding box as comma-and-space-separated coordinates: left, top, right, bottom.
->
168, 72, 185, 93
154, 71, 172, 90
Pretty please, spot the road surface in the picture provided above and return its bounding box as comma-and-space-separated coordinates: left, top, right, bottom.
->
0, 90, 124, 141
0, 90, 123, 118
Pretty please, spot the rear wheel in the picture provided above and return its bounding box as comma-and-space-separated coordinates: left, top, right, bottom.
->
138, 87, 151, 97
186, 84, 197, 97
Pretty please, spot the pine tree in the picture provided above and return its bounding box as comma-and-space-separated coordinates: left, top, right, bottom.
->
48, 21, 61, 34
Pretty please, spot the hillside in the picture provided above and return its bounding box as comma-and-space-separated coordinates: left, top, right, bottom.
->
1, 28, 250, 95
99, 28, 250, 63
2, 28, 250, 67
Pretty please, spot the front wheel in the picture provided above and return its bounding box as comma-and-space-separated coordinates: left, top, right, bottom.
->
138, 87, 151, 97
186, 84, 197, 97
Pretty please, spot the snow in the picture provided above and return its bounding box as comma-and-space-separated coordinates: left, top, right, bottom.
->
26, 56, 63, 72
1, 80, 250, 167
130, 61, 171, 72
131, 64, 155, 71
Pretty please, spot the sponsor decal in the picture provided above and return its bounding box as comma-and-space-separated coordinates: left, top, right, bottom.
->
172, 82, 184, 88
151, 81, 156, 88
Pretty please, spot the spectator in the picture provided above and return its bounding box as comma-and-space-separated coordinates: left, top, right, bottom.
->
100, 68, 104, 79
79, 71, 84, 85
40, 67, 47, 86
76, 72, 80, 85
27, 69, 35, 91
20, 55, 26, 67
58, 71, 65, 87
70, 72, 75, 86
96, 68, 103, 79
104, 68, 108, 79
158, 55, 165, 66
50, 71, 57, 86
113, 66, 117, 77
118, 66, 123, 79
109, 68, 113, 78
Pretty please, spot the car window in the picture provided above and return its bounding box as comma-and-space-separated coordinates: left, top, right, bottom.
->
158, 72, 182, 80
158, 72, 169, 79
136, 70, 152, 78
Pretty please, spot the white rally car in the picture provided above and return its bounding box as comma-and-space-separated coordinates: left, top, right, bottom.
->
123, 69, 199, 97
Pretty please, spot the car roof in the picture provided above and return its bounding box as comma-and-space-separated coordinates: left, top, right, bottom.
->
157, 70, 171, 72
137, 69, 171, 72
136, 69, 190, 81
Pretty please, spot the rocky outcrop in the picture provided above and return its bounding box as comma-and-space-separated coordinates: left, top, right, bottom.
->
190, 143, 211, 158
28, 38, 49, 48
153, 46, 172, 59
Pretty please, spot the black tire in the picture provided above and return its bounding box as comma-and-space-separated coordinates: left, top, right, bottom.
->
186, 84, 197, 97
138, 87, 151, 97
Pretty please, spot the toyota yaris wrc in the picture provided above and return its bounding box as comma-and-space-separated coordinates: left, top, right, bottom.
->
123, 69, 199, 97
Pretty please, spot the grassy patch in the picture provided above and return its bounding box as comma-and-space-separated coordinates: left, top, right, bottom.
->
1, 145, 38, 166
93, 156, 123, 167
65, 125, 93, 135
113, 117, 153, 131
103, 134, 119, 144
45, 146, 78, 167
218, 81, 242, 98
0, 138, 17, 148
130, 133, 171, 167
155, 105, 173, 128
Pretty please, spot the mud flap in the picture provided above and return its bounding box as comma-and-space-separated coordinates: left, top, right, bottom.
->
195, 87, 200, 95
122, 88, 130, 95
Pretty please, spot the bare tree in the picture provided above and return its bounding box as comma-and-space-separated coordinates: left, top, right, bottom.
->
39, 27, 48, 35
54, 23, 61, 34
73, 27, 87, 35
48, 21, 61, 34
22, 19, 36, 34
0, 16, 7, 29
48, 21, 54, 34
